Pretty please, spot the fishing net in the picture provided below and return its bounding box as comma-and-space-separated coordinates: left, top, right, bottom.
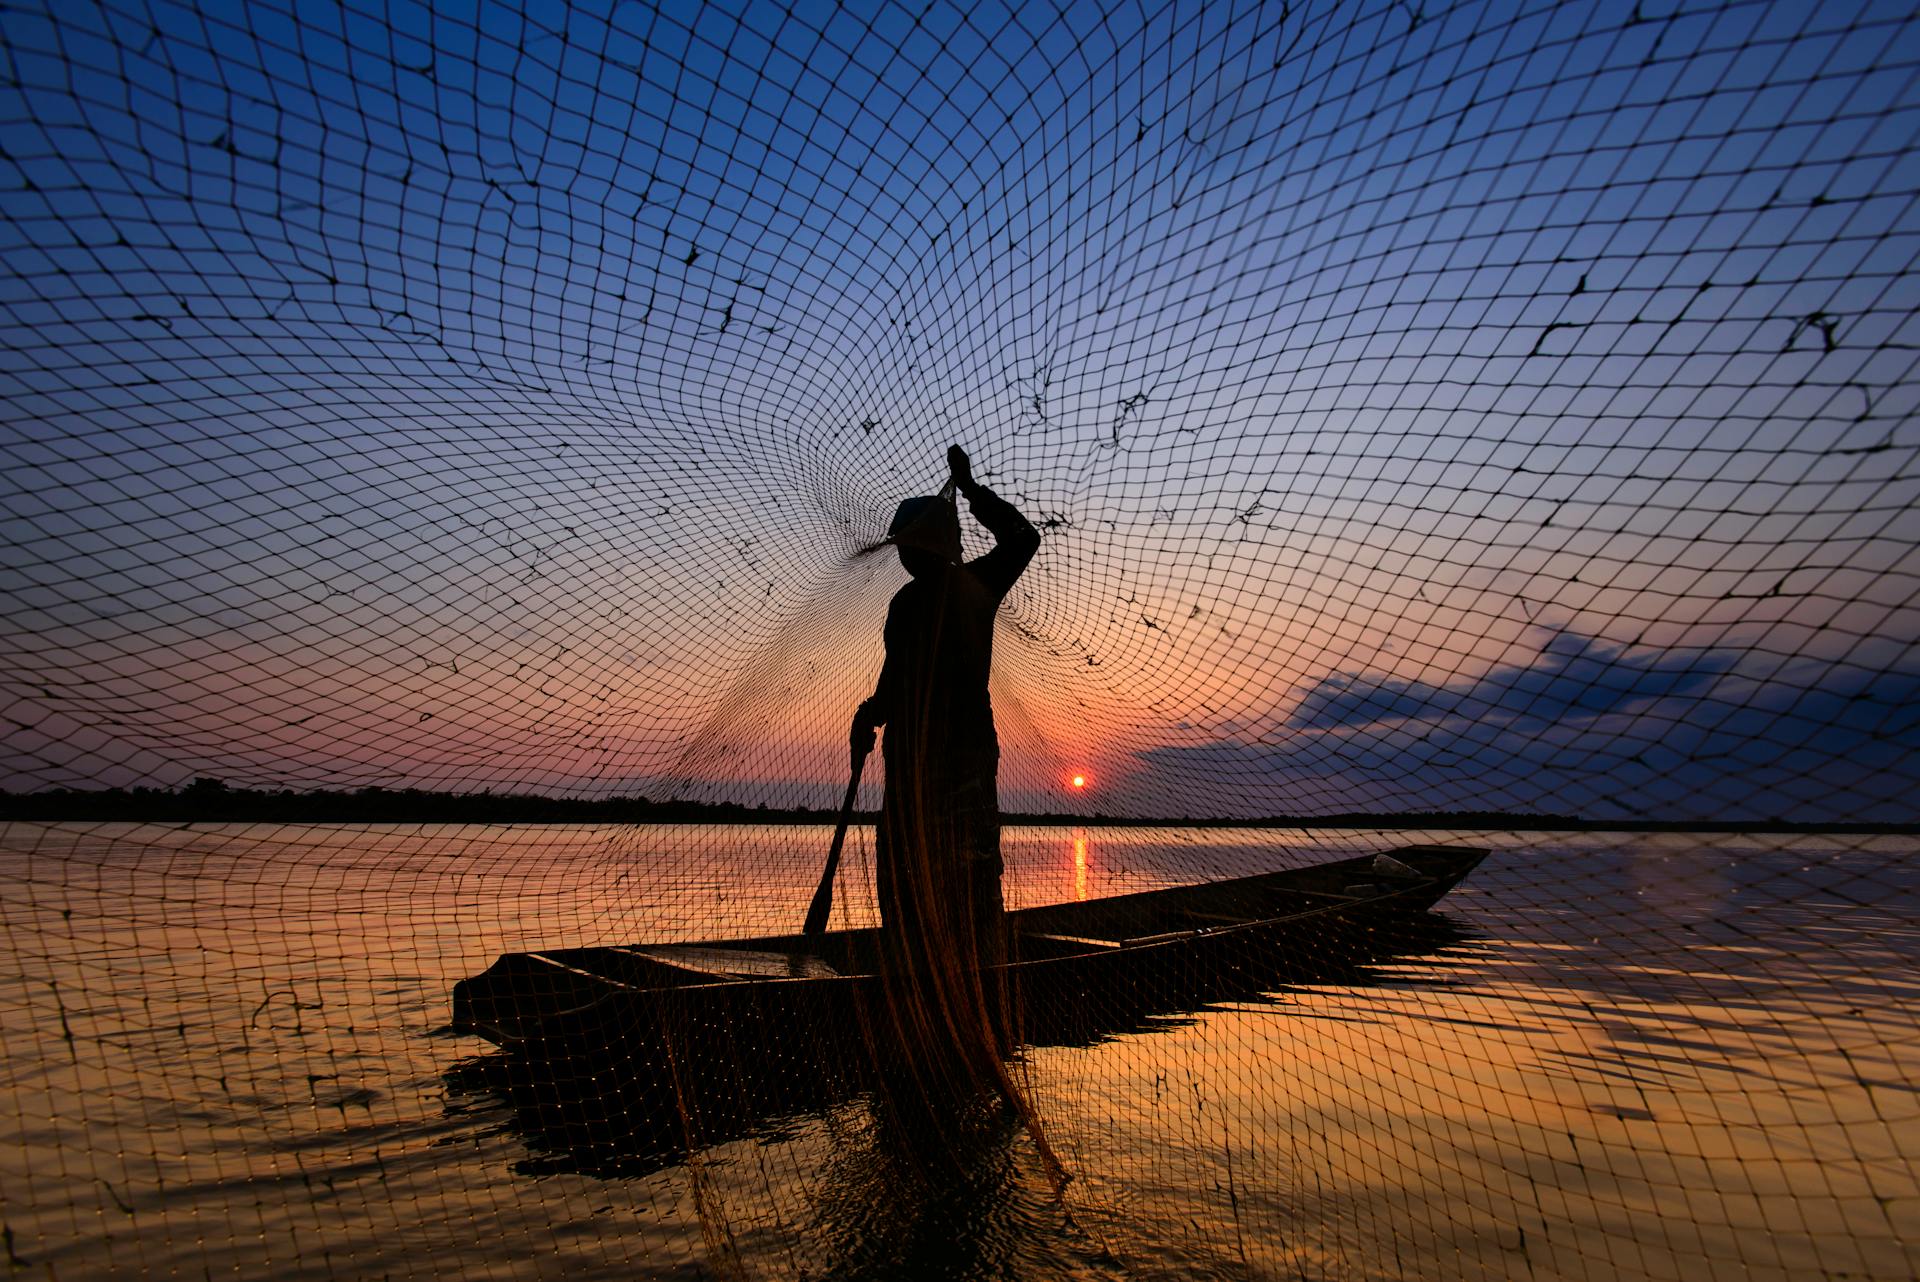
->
3, 0, 1916, 1277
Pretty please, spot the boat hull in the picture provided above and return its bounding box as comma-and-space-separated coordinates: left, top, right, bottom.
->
444, 845, 1486, 1177
451, 844, 1486, 1052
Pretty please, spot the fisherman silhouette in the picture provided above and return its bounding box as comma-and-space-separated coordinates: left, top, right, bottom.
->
852, 446, 1039, 986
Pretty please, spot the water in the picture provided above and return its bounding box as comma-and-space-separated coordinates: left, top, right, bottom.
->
1, 824, 1915, 1280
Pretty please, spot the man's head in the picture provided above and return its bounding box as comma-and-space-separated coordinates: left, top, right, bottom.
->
888, 495, 961, 578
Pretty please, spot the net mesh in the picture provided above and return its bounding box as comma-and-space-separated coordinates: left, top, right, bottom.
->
2, 0, 1916, 1278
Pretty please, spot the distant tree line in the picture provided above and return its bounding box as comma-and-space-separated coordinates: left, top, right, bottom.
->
0, 778, 829, 824
0, 779, 1910, 832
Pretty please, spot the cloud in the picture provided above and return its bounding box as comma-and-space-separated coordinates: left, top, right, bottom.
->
1287, 630, 1736, 732
1135, 631, 1920, 822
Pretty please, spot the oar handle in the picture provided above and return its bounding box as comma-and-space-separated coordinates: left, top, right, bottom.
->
803, 747, 868, 936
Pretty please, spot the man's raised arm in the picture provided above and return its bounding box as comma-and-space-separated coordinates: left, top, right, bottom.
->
949, 445, 1039, 598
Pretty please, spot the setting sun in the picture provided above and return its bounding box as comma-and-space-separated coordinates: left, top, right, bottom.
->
1071, 774, 1087, 789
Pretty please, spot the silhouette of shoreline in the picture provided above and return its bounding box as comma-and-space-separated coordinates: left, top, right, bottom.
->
0, 781, 1911, 833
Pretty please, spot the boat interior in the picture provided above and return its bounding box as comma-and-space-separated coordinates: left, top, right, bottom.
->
463, 846, 1478, 1002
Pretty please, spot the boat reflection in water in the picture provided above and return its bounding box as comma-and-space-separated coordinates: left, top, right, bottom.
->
444, 843, 1485, 1185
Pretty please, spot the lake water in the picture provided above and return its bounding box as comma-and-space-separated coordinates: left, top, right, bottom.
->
1, 823, 1914, 1280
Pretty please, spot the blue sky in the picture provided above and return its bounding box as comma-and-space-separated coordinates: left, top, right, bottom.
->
2, 0, 1917, 819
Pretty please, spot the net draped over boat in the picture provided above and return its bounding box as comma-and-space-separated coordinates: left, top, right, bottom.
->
1, 1, 1916, 1278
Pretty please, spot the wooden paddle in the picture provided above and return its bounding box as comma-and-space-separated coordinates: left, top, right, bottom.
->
803, 743, 869, 936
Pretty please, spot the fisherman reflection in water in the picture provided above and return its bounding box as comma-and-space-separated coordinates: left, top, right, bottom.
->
852, 446, 1039, 1026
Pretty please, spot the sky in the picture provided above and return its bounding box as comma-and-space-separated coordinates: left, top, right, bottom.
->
1, 0, 1917, 820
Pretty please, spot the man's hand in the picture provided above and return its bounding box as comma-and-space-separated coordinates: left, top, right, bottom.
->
850, 702, 879, 760
948, 444, 976, 492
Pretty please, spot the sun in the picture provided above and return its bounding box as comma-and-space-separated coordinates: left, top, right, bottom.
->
1070, 773, 1087, 789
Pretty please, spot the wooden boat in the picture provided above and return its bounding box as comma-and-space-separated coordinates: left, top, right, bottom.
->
446, 845, 1485, 1177
452, 844, 1485, 1050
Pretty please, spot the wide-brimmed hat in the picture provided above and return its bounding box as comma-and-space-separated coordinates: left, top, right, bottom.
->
888, 495, 943, 533
887, 492, 961, 559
